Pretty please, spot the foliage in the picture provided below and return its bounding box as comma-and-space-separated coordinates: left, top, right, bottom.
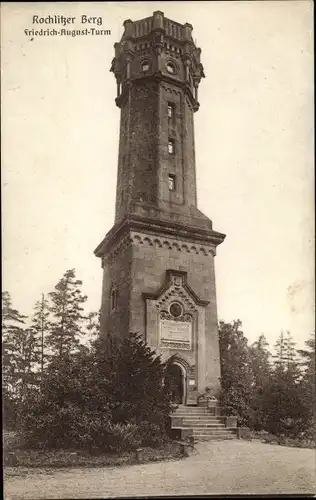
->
103, 333, 173, 432
219, 322, 315, 439
248, 334, 272, 430
297, 335, 316, 433
3, 433, 179, 468
250, 334, 271, 388
261, 331, 310, 437
85, 310, 101, 347
20, 350, 111, 450
2, 292, 37, 428
237, 428, 315, 449
4, 271, 314, 451
2, 271, 98, 430
262, 365, 309, 437
20, 331, 172, 451
46, 269, 87, 360
30, 294, 50, 379
218, 320, 255, 426
273, 330, 299, 371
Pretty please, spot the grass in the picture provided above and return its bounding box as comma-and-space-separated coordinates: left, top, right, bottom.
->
238, 427, 315, 449
3, 431, 186, 468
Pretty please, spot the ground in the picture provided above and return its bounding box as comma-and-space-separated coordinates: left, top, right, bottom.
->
4, 440, 315, 498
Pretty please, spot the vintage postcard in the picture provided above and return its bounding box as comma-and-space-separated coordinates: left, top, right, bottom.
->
2, 1, 314, 498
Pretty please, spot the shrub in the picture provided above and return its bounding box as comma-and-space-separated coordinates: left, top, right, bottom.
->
105, 333, 173, 429
3, 431, 22, 451
21, 402, 142, 453
136, 421, 168, 447
20, 334, 173, 452
104, 423, 142, 453
21, 400, 110, 450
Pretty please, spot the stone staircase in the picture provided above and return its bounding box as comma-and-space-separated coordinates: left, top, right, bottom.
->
170, 404, 238, 442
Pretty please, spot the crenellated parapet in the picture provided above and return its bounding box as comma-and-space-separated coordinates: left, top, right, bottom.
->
110, 11, 205, 111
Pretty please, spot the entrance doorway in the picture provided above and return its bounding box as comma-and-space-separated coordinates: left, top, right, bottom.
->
165, 362, 186, 404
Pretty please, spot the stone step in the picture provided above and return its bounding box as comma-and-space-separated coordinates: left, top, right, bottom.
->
180, 415, 223, 419
175, 406, 214, 411
176, 405, 207, 409
175, 412, 224, 417
184, 413, 223, 416
175, 405, 207, 410
180, 416, 223, 421
173, 410, 211, 416
174, 407, 209, 410
191, 428, 237, 434
180, 416, 223, 419
174, 426, 236, 434
182, 422, 225, 428
177, 405, 210, 408
194, 434, 236, 441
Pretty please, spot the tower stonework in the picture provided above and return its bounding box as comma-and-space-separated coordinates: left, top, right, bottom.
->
95, 11, 226, 403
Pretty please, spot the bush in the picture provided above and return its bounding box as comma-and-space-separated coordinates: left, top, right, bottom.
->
21, 398, 170, 452
20, 334, 173, 453
105, 333, 173, 428
301, 421, 316, 442
104, 423, 142, 453
219, 387, 254, 427
3, 394, 19, 431
3, 431, 22, 451
21, 402, 149, 453
95, 421, 169, 453
21, 386, 113, 451
137, 421, 168, 447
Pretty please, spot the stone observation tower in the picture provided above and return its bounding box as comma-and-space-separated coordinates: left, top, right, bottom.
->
94, 11, 226, 405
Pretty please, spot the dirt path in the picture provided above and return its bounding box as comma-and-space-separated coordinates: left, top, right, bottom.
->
4, 440, 316, 498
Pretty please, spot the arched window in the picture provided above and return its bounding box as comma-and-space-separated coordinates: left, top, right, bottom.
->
166, 62, 176, 74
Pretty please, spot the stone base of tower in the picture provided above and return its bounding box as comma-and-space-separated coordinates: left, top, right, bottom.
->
95, 214, 225, 400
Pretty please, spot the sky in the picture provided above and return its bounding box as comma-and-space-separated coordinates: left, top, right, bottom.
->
1, 1, 314, 349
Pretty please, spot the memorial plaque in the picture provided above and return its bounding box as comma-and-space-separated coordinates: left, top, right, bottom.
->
160, 319, 192, 350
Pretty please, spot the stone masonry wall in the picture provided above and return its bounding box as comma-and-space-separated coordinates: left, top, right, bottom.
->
115, 79, 198, 224
129, 231, 221, 392
115, 80, 160, 223
158, 83, 197, 208
100, 240, 133, 343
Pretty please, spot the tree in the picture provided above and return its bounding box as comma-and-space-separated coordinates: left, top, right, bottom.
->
263, 331, 306, 437
297, 335, 315, 377
249, 334, 272, 429
46, 269, 87, 361
30, 293, 51, 380
218, 320, 255, 425
2, 292, 36, 427
263, 364, 308, 437
21, 332, 173, 450
85, 310, 100, 348
104, 333, 173, 429
297, 335, 316, 438
250, 334, 271, 386
273, 330, 299, 373
20, 346, 112, 450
